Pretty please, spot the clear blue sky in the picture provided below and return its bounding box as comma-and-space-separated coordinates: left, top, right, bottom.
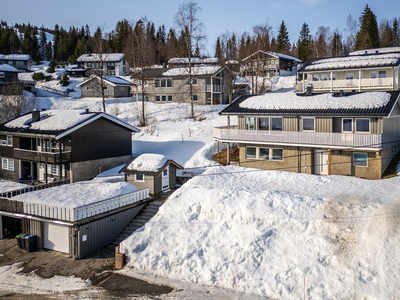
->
1, 0, 399, 54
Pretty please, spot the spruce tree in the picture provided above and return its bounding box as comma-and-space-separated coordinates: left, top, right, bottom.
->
276, 21, 290, 54
393, 18, 399, 46
355, 4, 380, 49
39, 27, 47, 61
215, 37, 223, 62
297, 23, 310, 63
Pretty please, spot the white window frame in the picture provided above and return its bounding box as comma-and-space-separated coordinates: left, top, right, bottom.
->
154, 79, 160, 87
378, 70, 386, 78
245, 117, 256, 130
370, 71, 377, 79
258, 147, 270, 160
7, 135, 12, 147
270, 117, 283, 131
192, 95, 198, 102
135, 173, 145, 182
353, 152, 368, 167
155, 96, 160, 102
2, 158, 14, 171
271, 148, 283, 161
168, 95, 173, 102
355, 118, 370, 133
0, 72, 5, 78
245, 146, 257, 159
302, 117, 315, 132
342, 118, 353, 133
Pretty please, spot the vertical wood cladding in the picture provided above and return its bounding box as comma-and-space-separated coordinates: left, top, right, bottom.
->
70, 117, 132, 162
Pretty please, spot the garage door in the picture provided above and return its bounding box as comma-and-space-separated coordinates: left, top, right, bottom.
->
43, 223, 70, 253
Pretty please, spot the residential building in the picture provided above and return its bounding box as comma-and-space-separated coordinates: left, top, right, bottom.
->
213, 91, 400, 179
0, 54, 32, 72
133, 66, 233, 105
299, 47, 400, 93
76, 53, 130, 76
0, 64, 19, 83
77, 75, 133, 98
0, 109, 139, 183
167, 57, 219, 68
120, 153, 183, 195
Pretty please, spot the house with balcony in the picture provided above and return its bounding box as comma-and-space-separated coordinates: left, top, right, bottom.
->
299, 47, 400, 93
0, 109, 139, 183
0, 54, 32, 72
132, 66, 233, 105
213, 91, 400, 179
167, 57, 219, 68
76, 53, 130, 76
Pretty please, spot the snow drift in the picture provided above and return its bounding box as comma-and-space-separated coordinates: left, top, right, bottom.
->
122, 166, 400, 299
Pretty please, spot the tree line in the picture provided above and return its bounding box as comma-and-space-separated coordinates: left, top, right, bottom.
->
0, 4, 399, 67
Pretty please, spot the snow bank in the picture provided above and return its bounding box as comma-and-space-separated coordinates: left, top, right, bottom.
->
122, 166, 400, 299
127, 154, 168, 172
239, 91, 390, 110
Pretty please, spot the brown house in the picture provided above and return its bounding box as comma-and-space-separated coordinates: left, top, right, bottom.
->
120, 154, 183, 195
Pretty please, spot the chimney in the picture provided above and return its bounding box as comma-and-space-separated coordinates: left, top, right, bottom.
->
32, 110, 40, 123
85, 108, 90, 114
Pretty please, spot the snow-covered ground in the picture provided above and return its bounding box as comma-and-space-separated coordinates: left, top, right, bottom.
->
122, 166, 400, 299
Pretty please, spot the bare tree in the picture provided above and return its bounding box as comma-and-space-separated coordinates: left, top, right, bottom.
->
344, 15, 357, 53
174, 1, 206, 118
91, 26, 108, 112
0, 83, 36, 123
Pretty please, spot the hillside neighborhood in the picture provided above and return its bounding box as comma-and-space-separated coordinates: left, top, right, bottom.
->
1, 2, 400, 299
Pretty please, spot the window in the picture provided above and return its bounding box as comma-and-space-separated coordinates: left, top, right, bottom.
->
245, 117, 256, 130
155, 79, 160, 87
346, 73, 354, 80
7, 135, 12, 147
163, 169, 168, 176
119, 87, 125, 91
258, 118, 269, 131
185, 79, 190, 85
302, 118, 315, 131
355, 119, 370, 133
271, 118, 282, 131
162, 95, 167, 102
379, 70, 386, 78
135, 173, 144, 182
167, 79, 172, 87
156, 96, 160, 102
353, 152, 368, 167
2, 158, 14, 171
161, 79, 166, 87
168, 95, 173, 102
0, 72, 4, 78
246, 147, 257, 159
272, 149, 283, 161
342, 118, 352, 132
320, 74, 328, 81
313, 74, 319, 81
370, 71, 377, 79
259, 148, 269, 160
192, 78, 198, 85
192, 95, 198, 101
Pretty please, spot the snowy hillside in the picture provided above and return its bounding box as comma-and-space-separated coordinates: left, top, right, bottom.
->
121, 166, 400, 299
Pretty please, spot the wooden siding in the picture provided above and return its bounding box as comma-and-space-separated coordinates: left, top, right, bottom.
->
316, 117, 332, 133
284, 117, 298, 131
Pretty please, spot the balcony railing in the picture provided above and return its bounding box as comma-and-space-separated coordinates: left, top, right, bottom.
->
304, 77, 394, 91
206, 84, 223, 92
213, 126, 382, 149
14, 148, 71, 164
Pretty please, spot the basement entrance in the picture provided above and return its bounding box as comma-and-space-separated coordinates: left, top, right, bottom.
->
1, 215, 22, 239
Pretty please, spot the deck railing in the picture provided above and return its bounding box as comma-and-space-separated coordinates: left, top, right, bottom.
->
213, 126, 382, 149
0, 179, 71, 199
20, 188, 150, 222
14, 148, 71, 164
304, 77, 394, 91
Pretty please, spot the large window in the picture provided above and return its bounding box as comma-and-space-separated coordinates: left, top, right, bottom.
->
302, 118, 315, 131
355, 118, 370, 133
161, 79, 172, 87
271, 118, 282, 131
272, 149, 283, 161
2, 158, 14, 171
258, 118, 269, 130
379, 70, 386, 78
135, 173, 144, 182
245, 117, 256, 130
155, 79, 160, 87
370, 71, 377, 79
346, 73, 354, 80
313, 74, 319, 81
7, 135, 12, 147
246, 147, 257, 159
342, 118, 352, 132
259, 148, 269, 160
320, 74, 328, 81
353, 152, 368, 167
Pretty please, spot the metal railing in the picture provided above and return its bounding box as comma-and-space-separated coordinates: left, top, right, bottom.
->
213, 126, 382, 149
20, 188, 150, 222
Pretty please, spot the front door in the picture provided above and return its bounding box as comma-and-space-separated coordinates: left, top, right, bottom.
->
314, 149, 329, 175
38, 163, 46, 181
162, 166, 169, 191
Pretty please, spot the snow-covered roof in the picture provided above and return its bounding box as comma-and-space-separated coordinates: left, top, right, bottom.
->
0, 64, 19, 72
162, 66, 221, 76
76, 53, 125, 62
76, 75, 133, 87
127, 154, 169, 172
226, 60, 239, 64
349, 47, 400, 56
13, 178, 138, 209
238, 92, 391, 110
168, 57, 219, 64
1, 109, 140, 136
302, 53, 400, 71
243, 50, 302, 63
0, 54, 30, 61
0, 179, 30, 193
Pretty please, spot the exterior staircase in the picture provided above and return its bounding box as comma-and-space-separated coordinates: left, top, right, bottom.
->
109, 198, 165, 248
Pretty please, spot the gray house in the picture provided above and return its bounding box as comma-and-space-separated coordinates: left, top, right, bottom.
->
77, 75, 133, 98
0, 64, 19, 83
120, 154, 183, 195
0, 54, 32, 72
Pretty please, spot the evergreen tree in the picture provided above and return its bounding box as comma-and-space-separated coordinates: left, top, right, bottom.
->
31, 27, 40, 63
393, 18, 400, 46
355, 4, 380, 49
53, 24, 60, 60
215, 37, 223, 63
331, 31, 343, 57
297, 23, 310, 63
113, 19, 130, 52
276, 21, 290, 54
39, 27, 47, 60
380, 20, 394, 47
